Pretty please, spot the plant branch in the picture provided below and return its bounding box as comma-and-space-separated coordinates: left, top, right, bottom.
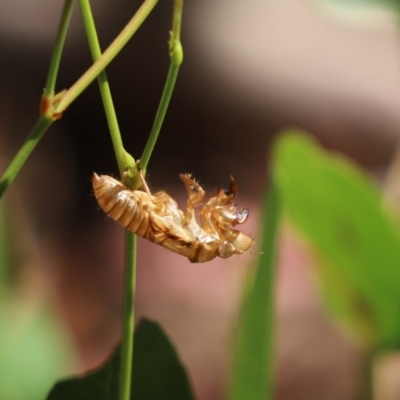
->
78, 4, 141, 400
0, 0, 74, 198
78, 0, 135, 179
118, 232, 137, 400
0, 116, 53, 198
44, 0, 75, 97
54, 0, 158, 116
139, 0, 184, 172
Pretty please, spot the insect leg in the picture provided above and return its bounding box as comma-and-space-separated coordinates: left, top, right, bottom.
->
138, 170, 152, 195
180, 174, 205, 225
132, 159, 152, 195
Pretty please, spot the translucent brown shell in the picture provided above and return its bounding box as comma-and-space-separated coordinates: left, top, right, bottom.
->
92, 173, 253, 263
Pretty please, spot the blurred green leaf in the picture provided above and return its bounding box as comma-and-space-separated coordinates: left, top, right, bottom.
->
316, 0, 400, 11
315, 0, 400, 29
0, 297, 74, 400
0, 201, 74, 400
228, 182, 281, 400
47, 319, 195, 400
273, 130, 400, 349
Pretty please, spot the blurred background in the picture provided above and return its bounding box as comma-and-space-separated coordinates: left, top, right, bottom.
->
1, 0, 400, 399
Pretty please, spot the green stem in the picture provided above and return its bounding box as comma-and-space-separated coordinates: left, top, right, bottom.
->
357, 351, 374, 400
119, 232, 137, 400
0, 116, 53, 198
0, 1, 73, 198
45, 0, 74, 96
139, 0, 184, 172
55, 0, 158, 115
171, 0, 183, 45
228, 181, 281, 400
79, 5, 139, 400
78, 0, 130, 177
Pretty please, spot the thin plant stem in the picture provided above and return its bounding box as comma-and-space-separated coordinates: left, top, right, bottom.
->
78, 0, 130, 176
0, 0, 158, 197
0, 0, 74, 199
79, 4, 140, 400
356, 351, 374, 400
171, 0, 183, 44
55, 0, 158, 116
45, 0, 75, 96
139, 0, 184, 172
119, 232, 137, 400
0, 116, 53, 198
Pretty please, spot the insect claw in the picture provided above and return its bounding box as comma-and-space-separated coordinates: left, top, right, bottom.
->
229, 176, 238, 198
234, 208, 249, 224
180, 173, 205, 226
180, 173, 205, 205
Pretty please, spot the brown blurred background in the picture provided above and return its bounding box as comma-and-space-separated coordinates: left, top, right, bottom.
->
1, 1, 400, 399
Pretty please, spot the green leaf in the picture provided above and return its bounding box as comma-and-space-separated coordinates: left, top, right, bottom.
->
316, 0, 400, 12
273, 130, 400, 349
46, 319, 195, 400
228, 182, 281, 400
314, 0, 400, 29
0, 299, 74, 400
0, 201, 74, 400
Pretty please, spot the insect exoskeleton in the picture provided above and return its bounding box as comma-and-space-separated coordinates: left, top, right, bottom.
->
92, 172, 253, 263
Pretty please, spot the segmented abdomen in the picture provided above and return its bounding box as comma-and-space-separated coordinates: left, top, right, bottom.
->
92, 173, 151, 238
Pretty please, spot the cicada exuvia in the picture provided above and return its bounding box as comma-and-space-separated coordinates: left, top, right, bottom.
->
92, 173, 253, 263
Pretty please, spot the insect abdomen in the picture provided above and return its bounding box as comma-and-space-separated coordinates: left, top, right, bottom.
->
92, 174, 151, 238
